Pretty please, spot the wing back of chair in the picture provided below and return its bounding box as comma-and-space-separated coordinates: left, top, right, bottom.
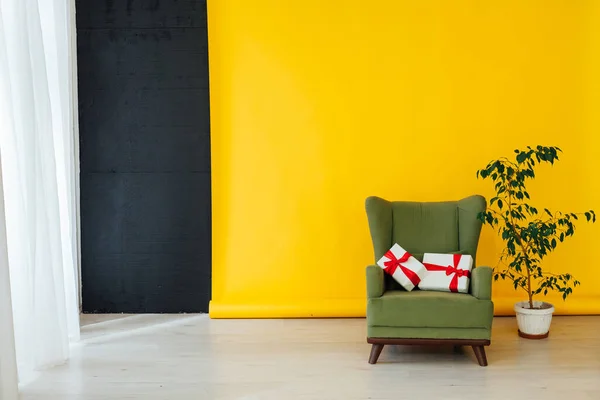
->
365, 195, 486, 290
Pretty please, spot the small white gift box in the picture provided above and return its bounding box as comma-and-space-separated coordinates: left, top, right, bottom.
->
376, 243, 427, 291
419, 253, 473, 293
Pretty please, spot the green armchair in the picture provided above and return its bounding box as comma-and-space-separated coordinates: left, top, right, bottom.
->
365, 195, 494, 366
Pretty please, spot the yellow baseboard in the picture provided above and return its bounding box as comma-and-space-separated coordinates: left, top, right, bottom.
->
493, 296, 600, 316
209, 296, 600, 319
209, 299, 366, 319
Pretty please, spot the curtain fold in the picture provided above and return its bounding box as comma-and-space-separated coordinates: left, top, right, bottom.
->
0, 5, 18, 398
0, 167, 18, 400
0, 0, 80, 395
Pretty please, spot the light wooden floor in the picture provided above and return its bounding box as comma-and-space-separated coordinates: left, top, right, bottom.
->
20, 315, 600, 399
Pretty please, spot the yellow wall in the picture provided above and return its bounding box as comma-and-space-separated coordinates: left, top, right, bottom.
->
207, 0, 600, 318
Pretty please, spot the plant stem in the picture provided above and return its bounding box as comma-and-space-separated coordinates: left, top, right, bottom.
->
506, 176, 534, 309
526, 266, 533, 308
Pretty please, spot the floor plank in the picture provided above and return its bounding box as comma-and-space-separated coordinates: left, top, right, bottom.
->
21, 315, 600, 399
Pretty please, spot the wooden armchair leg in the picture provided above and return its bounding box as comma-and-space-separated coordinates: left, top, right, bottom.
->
472, 345, 488, 367
368, 344, 384, 364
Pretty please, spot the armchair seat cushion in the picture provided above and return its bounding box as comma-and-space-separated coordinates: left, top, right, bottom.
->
367, 290, 493, 330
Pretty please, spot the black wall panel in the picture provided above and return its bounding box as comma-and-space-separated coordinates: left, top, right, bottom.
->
77, 0, 211, 312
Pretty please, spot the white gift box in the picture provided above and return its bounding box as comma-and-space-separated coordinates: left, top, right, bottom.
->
419, 253, 473, 293
376, 243, 427, 291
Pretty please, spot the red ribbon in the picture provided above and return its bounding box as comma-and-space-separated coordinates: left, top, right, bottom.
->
423, 254, 470, 292
383, 250, 421, 287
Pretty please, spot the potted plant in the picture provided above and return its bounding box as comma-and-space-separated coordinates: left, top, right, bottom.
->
476, 146, 595, 339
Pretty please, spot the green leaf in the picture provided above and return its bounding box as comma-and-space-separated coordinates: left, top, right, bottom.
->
544, 209, 552, 218
516, 152, 528, 163
551, 238, 557, 248
497, 199, 503, 209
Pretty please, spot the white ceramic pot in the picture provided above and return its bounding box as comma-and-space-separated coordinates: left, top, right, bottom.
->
514, 300, 555, 339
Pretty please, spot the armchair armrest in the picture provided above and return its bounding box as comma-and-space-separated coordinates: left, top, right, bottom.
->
366, 265, 384, 298
470, 266, 493, 300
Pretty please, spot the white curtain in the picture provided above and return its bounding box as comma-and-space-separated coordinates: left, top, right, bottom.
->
0, 170, 17, 400
0, 0, 80, 396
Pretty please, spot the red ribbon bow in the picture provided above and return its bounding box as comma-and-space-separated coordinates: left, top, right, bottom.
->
423, 254, 471, 292
383, 250, 421, 287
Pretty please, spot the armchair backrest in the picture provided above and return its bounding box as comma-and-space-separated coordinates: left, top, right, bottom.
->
365, 195, 486, 290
